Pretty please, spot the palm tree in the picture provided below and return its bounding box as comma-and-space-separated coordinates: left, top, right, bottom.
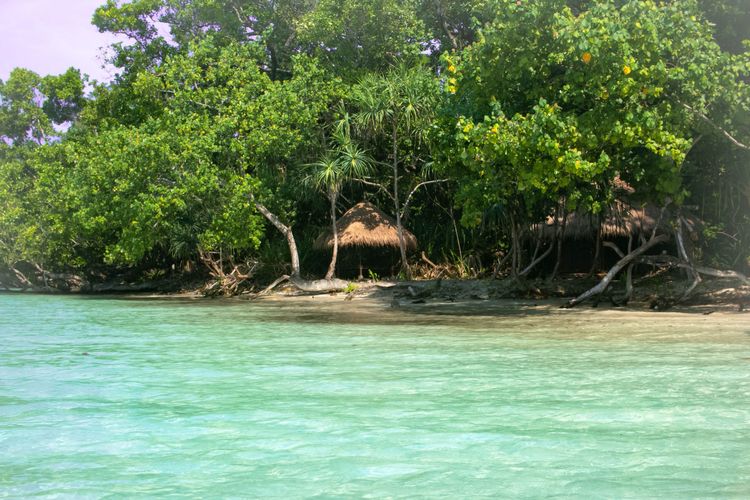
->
307, 129, 372, 280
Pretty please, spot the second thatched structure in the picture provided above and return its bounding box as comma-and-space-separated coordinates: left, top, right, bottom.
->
529, 197, 679, 274
314, 201, 417, 278
534, 200, 668, 241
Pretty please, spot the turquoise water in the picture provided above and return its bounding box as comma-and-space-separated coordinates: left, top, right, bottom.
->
1, 294, 749, 498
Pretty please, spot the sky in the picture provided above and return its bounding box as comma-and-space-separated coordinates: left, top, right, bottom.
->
0, 0, 125, 83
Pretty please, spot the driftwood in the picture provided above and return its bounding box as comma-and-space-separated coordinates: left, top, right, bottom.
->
564, 234, 670, 307
290, 277, 349, 292
248, 275, 350, 299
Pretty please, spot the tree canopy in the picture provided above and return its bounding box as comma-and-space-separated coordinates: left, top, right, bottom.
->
1, 0, 748, 291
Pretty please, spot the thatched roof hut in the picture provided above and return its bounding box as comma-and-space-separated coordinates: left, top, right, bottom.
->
535, 201, 667, 241
533, 176, 679, 241
314, 202, 418, 251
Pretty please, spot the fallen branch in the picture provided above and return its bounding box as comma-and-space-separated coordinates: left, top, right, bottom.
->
681, 265, 749, 285
637, 256, 750, 286
421, 251, 439, 270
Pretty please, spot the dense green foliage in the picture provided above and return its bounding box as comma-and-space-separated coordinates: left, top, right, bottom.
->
1, 0, 748, 287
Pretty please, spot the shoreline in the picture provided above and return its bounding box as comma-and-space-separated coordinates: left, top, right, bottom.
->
5, 277, 745, 316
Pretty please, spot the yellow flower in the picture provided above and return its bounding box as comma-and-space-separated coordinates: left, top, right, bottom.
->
581, 52, 592, 64
447, 64, 457, 73
623, 65, 632, 75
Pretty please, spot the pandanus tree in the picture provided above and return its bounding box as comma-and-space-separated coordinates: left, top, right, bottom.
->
307, 124, 373, 279
351, 65, 439, 277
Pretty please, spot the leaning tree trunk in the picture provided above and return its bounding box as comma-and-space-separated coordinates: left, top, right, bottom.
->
249, 194, 301, 279
325, 190, 339, 280
392, 122, 410, 279
564, 234, 670, 307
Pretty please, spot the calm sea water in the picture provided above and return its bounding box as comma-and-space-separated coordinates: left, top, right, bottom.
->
1, 294, 749, 498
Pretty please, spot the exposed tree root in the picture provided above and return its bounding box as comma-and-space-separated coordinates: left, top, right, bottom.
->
199, 249, 257, 297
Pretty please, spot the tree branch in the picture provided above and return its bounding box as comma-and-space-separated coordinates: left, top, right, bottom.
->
401, 179, 450, 218
680, 101, 750, 151
351, 178, 394, 201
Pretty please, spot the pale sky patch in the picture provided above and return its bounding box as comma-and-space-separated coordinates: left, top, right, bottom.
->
0, 0, 126, 83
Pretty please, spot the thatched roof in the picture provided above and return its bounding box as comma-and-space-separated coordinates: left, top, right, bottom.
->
314, 202, 418, 251
534, 201, 668, 240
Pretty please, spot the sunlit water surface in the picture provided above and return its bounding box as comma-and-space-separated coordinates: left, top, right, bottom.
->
1, 294, 749, 498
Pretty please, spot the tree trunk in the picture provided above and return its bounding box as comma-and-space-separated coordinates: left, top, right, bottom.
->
509, 211, 520, 278
588, 215, 602, 277
392, 122, 410, 278
550, 201, 567, 280
519, 239, 554, 277
623, 235, 635, 304
564, 234, 669, 307
325, 191, 339, 280
250, 194, 301, 279
675, 216, 702, 301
